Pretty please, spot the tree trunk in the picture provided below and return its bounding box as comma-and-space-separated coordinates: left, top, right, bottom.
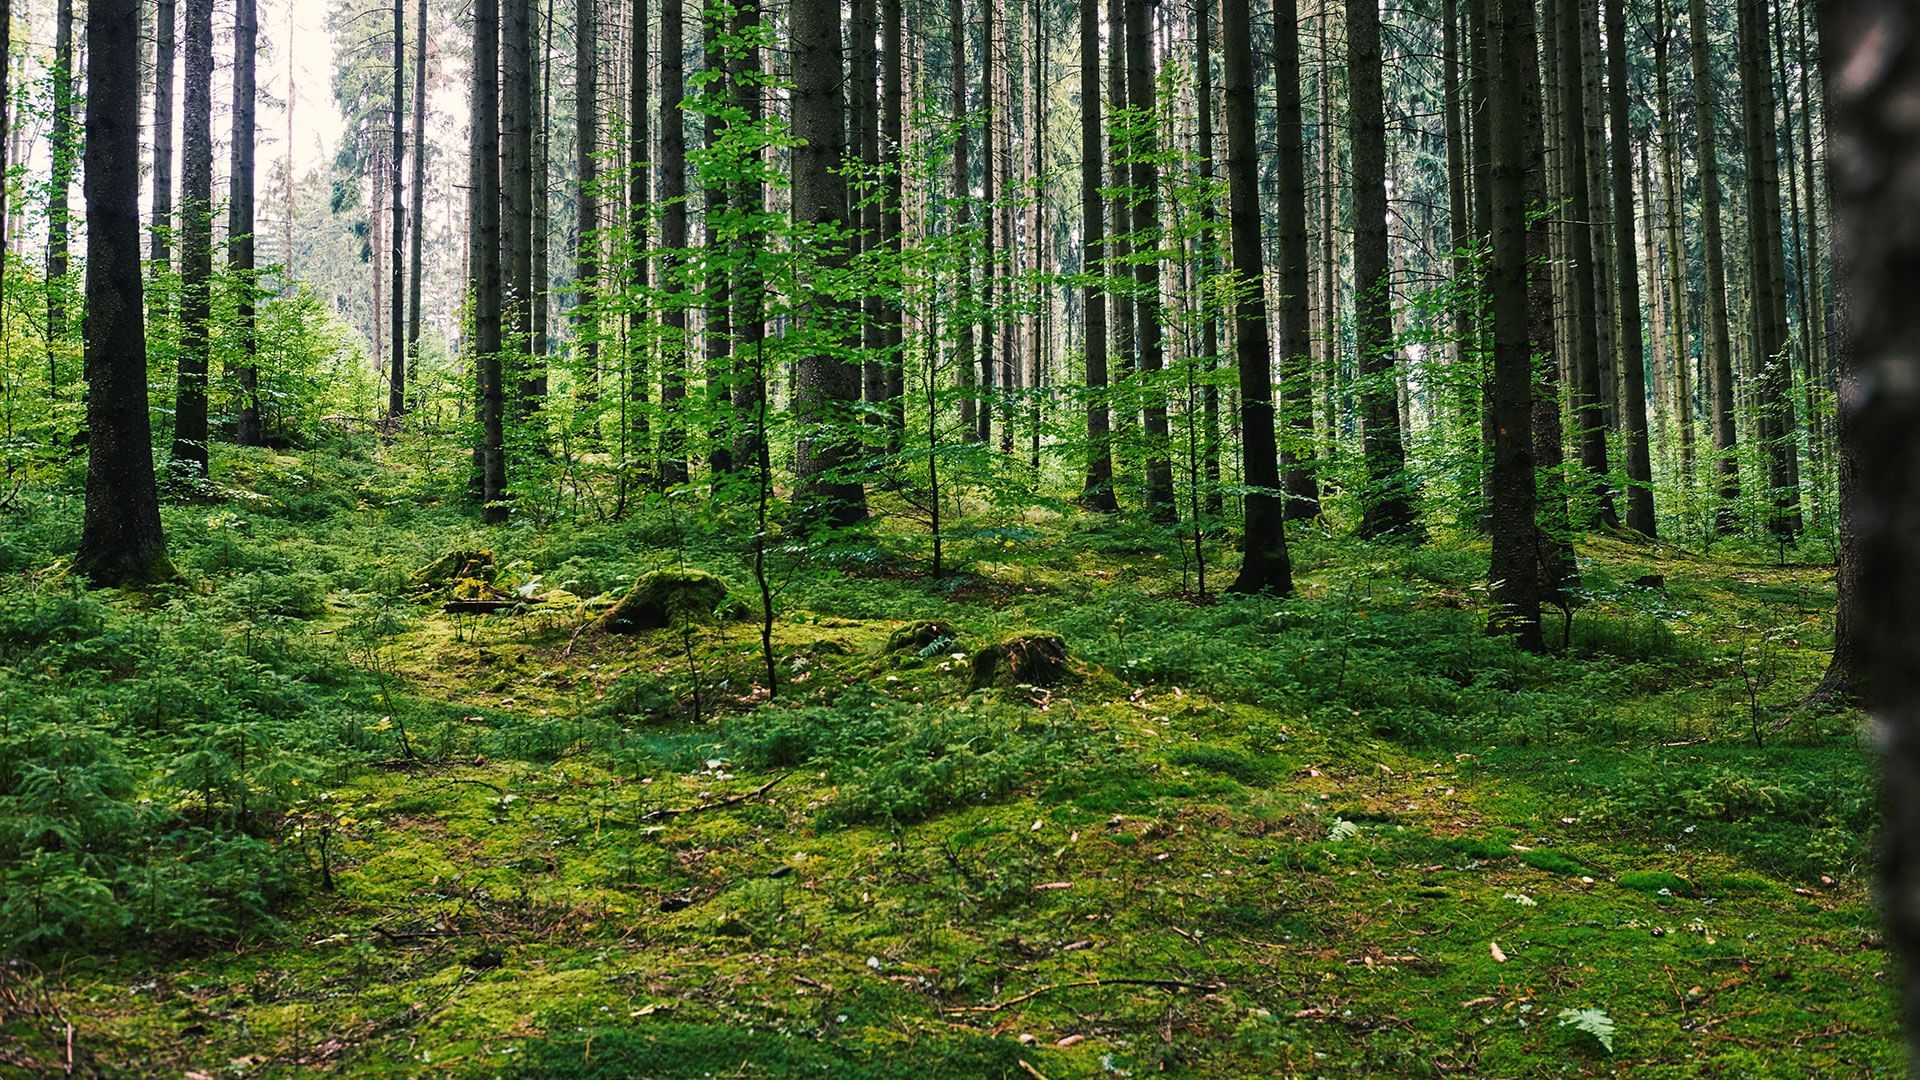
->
1820, 0, 1920, 1053
1128, 0, 1176, 522
1079, 0, 1117, 511
77, 0, 172, 585
1223, 0, 1291, 595
232, 0, 263, 442
504, 0, 536, 414
704, 0, 734, 475
790, 0, 868, 524
1555, 0, 1613, 529
407, 0, 428, 402
387, 0, 407, 419
659, 0, 689, 483
47, 0, 73, 409
474, 0, 509, 521
1654, 0, 1696, 524
628, 0, 651, 461
1523, 0, 1574, 597
1106, 0, 1133, 481
1484, 0, 1541, 649
1349, 0, 1415, 537
1604, 0, 1653, 533
979, 0, 998, 448
1735, 0, 1802, 538
1275, 0, 1319, 519
171, 0, 213, 478
952, 0, 978, 442
882, 0, 906, 448
728, 0, 767, 473
577, 0, 602, 420
1690, 0, 1739, 531
151, 0, 176, 273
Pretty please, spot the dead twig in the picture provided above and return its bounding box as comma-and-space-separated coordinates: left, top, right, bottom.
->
944, 977, 1226, 1015
638, 772, 793, 822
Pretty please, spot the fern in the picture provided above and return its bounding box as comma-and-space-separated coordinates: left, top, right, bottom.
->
1557, 1007, 1616, 1053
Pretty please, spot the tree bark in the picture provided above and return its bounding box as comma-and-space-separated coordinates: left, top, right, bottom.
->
1079, 0, 1117, 511
1349, 0, 1415, 538
76, 0, 172, 585
1225, 0, 1292, 594
1735, 0, 1802, 538
660, 0, 688, 483
578, 0, 602, 420
1604, 0, 1653, 533
1485, 0, 1542, 648
790, 0, 868, 524
407, 0, 428, 404
1820, 0, 1920, 1055
171, 0, 214, 478
504, 0, 536, 413
46, 0, 73, 409
1127, 0, 1176, 522
1554, 0, 1612, 529
1275, 0, 1319, 520
387, 0, 407, 420
151, 0, 176, 272
474, 0, 509, 521
1689, 0, 1739, 531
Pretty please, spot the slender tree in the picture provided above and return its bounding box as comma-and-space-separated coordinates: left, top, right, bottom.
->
1604, 0, 1652, 533
1079, 0, 1117, 511
1485, 0, 1542, 648
171, 0, 214, 478
504, 0, 536, 411
474, 0, 509, 521
1224, 0, 1291, 594
1554, 0, 1613, 528
952, 0, 978, 442
408, 0, 428, 393
1276, 0, 1319, 519
790, 0, 868, 523
388, 0, 407, 418
76, 0, 172, 585
151, 0, 177, 272
1127, 0, 1175, 521
577, 0, 601, 426
627, 0, 652, 465
232, 0, 263, 443
704, 3, 734, 475
1688, 0, 1739, 531
1735, 0, 1802, 539
882, 0, 906, 445
47, 0, 74, 407
1349, 0, 1415, 537
1820, 0, 1920, 1055
660, 0, 689, 483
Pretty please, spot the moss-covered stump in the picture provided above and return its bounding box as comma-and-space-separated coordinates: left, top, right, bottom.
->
412, 549, 495, 589
596, 569, 746, 633
967, 631, 1068, 691
886, 619, 958, 654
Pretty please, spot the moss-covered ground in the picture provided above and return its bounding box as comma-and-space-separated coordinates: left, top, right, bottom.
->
0, 442, 1894, 1076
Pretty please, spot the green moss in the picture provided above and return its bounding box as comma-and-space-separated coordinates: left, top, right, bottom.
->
595, 568, 747, 633
1617, 870, 1691, 894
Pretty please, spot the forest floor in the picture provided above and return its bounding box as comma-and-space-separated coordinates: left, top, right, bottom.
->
0, 440, 1895, 1077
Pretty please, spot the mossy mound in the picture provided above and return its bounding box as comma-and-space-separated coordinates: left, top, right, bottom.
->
967, 631, 1068, 691
412, 549, 495, 589
596, 569, 747, 633
886, 619, 958, 654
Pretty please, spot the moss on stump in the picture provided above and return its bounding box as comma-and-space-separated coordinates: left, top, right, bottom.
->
967, 632, 1068, 692
412, 549, 496, 589
596, 569, 746, 633
886, 620, 958, 654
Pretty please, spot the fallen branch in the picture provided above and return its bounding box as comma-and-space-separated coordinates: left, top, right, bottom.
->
639, 772, 793, 822
944, 976, 1226, 1015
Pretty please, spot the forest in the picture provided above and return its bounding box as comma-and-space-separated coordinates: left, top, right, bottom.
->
4, 0, 1920, 1072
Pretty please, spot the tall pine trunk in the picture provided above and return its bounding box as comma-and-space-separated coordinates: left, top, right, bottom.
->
660, 0, 688, 483
1349, 0, 1415, 537
1735, 0, 1803, 538
1276, 0, 1319, 519
473, 0, 509, 521
388, 0, 407, 419
1605, 0, 1654, 533
1127, 0, 1176, 521
1689, 0, 1740, 531
1485, 0, 1541, 648
1079, 0, 1117, 511
790, 0, 868, 524
171, 0, 213, 478
234, 0, 264, 441
151, 0, 176, 273
407, 0, 428, 395
77, 0, 171, 585
1223, 0, 1291, 595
